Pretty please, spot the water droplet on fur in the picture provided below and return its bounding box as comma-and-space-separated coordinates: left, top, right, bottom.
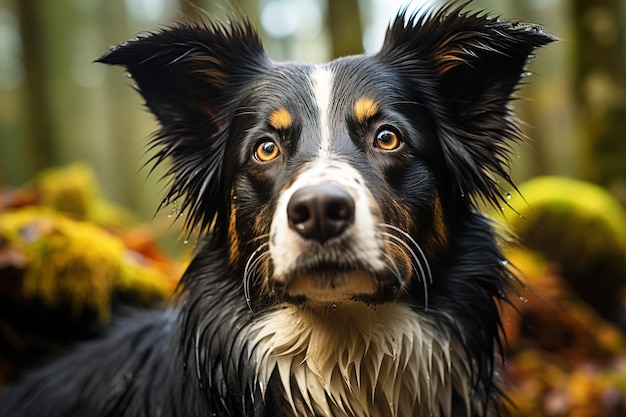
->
331, 303, 337, 310
168, 201, 182, 219
183, 240, 189, 245
506, 193, 512, 200
519, 296, 529, 303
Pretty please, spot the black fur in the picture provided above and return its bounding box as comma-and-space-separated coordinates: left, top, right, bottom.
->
0, 3, 554, 416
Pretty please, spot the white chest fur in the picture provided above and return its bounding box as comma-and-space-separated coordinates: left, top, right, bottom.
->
248, 303, 472, 417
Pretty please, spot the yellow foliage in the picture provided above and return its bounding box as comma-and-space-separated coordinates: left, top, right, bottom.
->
500, 175, 626, 251
498, 176, 626, 321
0, 207, 175, 322
0, 208, 121, 321
117, 256, 177, 302
503, 176, 626, 233
33, 162, 136, 227
36, 163, 98, 219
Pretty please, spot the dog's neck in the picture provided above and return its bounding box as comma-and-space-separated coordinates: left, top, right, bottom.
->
249, 302, 474, 417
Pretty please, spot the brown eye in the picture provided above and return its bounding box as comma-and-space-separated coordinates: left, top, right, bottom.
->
255, 140, 280, 162
374, 128, 402, 151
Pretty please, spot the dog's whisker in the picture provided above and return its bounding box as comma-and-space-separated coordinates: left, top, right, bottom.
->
382, 236, 430, 309
380, 251, 403, 282
245, 233, 271, 245
379, 231, 428, 284
380, 225, 433, 310
243, 252, 268, 307
381, 238, 418, 280
379, 223, 433, 284
243, 243, 270, 314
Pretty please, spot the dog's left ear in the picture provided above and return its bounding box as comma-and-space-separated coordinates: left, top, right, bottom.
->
377, 4, 556, 207
97, 18, 269, 233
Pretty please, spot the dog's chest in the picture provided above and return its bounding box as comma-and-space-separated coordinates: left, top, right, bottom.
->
248, 304, 472, 417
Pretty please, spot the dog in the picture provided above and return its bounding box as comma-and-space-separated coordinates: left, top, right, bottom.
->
0, 3, 554, 416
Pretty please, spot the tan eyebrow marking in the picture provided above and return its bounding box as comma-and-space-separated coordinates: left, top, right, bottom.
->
354, 98, 378, 123
269, 108, 293, 130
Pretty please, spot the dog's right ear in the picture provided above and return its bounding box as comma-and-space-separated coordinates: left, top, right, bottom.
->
97, 18, 269, 234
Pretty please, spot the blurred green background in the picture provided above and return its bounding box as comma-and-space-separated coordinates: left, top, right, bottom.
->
1, 0, 624, 220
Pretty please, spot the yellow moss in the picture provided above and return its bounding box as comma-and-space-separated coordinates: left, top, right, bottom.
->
501, 176, 626, 249
505, 248, 548, 285
497, 176, 626, 319
0, 208, 123, 322
36, 163, 99, 219
32, 162, 137, 227
117, 259, 176, 303
0, 207, 178, 321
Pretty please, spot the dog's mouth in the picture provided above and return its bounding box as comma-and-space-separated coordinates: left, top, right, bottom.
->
273, 258, 402, 303
284, 270, 377, 302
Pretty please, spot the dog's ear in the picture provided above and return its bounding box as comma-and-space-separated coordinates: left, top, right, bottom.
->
97, 18, 268, 233
377, 4, 555, 207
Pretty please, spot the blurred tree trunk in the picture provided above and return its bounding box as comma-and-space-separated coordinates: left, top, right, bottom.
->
98, 0, 140, 207
571, 0, 626, 201
508, 0, 578, 182
182, 0, 260, 22
180, 0, 201, 17
327, 0, 363, 58
16, 0, 55, 171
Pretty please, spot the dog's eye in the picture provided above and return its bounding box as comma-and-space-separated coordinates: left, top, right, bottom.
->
254, 140, 280, 162
374, 128, 402, 151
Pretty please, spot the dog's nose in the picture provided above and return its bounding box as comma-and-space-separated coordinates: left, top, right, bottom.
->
287, 184, 355, 243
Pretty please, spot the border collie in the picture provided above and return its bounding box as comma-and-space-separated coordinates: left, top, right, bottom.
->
0, 3, 553, 416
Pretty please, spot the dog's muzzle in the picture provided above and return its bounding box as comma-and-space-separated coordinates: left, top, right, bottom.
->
268, 161, 394, 303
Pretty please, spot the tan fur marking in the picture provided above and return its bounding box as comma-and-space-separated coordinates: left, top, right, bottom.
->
354, 98, 378, 123
196, 58, 230, 88
228, 202, 240, 265
433, 34, 473, 76
430, 195, 449, 252
269, 108, 293, 130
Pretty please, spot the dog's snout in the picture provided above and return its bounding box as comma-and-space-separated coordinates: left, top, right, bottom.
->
287, 184, 355, 243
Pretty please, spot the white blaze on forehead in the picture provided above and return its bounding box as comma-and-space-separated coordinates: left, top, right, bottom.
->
310, 66, 333, 157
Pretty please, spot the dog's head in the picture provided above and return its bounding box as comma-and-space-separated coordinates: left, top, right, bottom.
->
98, 5, 553, 308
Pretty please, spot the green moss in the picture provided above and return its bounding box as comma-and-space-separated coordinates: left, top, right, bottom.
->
500, 176, 626, 319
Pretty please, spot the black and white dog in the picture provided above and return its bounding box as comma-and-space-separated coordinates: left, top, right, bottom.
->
0, 3, 553, 416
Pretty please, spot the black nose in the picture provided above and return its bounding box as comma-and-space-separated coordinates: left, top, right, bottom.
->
287, 184, 355, 243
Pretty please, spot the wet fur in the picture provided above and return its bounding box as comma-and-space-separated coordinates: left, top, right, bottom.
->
0, 3, 553, 417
